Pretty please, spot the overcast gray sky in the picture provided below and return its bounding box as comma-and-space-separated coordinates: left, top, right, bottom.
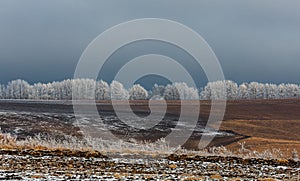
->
0, 0, 299, 87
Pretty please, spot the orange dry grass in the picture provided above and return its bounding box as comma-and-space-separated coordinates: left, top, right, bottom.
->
225, 137, 300, 158
220, 119, 300, 158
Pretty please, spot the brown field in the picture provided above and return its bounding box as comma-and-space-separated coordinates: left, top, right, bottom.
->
97, 99, 300, 157
209, 99, 300, 157
0, 99, 300, 158
97, 99, 300, 120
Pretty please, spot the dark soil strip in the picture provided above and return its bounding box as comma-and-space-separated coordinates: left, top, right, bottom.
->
167, 154, 300, 168
0, 148, 106, 158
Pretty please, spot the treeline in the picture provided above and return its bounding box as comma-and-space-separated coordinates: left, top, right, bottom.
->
0, 79, 299, 100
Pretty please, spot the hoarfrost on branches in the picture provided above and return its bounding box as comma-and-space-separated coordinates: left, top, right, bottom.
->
0, 78, 299, 100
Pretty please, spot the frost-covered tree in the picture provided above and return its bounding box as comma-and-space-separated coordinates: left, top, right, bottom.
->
60, 79, 73, 100
225, 80, 238, 100
2, 78, 300, 101
110, 80, 128, 100
150, 84, 165, 100
0, 84, 4, 99
163, 84, 180, 100
72, 79, 84, 100
248, 82, 258, 99
200, 83, 211, 100
256, 83, 265, 99
95, 80, 110, 100
45, 83, 55, 100
6, 79, 30, 99
31, 81, 58, 100
129, 84, 148, 100
284, 84, 299, 99
51, 81, 62, 100
247, 82, 265, 99
30, 83, 46, 99
264, 83, 278, 99
238, 83, 249, 99
277, 83, 286, 99
173, 82, 199, 100
72, 79, 96, 100
200, 81, 226, 100
186, 87, 199, 100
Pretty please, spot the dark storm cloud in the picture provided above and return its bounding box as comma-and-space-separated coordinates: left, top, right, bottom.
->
0, 0, 299, 85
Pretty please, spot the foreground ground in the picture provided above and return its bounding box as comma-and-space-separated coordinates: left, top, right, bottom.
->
0, 148, 299, 180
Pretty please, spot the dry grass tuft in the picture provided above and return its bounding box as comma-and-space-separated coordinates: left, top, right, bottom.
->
1, 128, 300, 161
0, 129, 17, 147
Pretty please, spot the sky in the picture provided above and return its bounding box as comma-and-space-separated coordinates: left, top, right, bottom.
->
0, 0, 300, 88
